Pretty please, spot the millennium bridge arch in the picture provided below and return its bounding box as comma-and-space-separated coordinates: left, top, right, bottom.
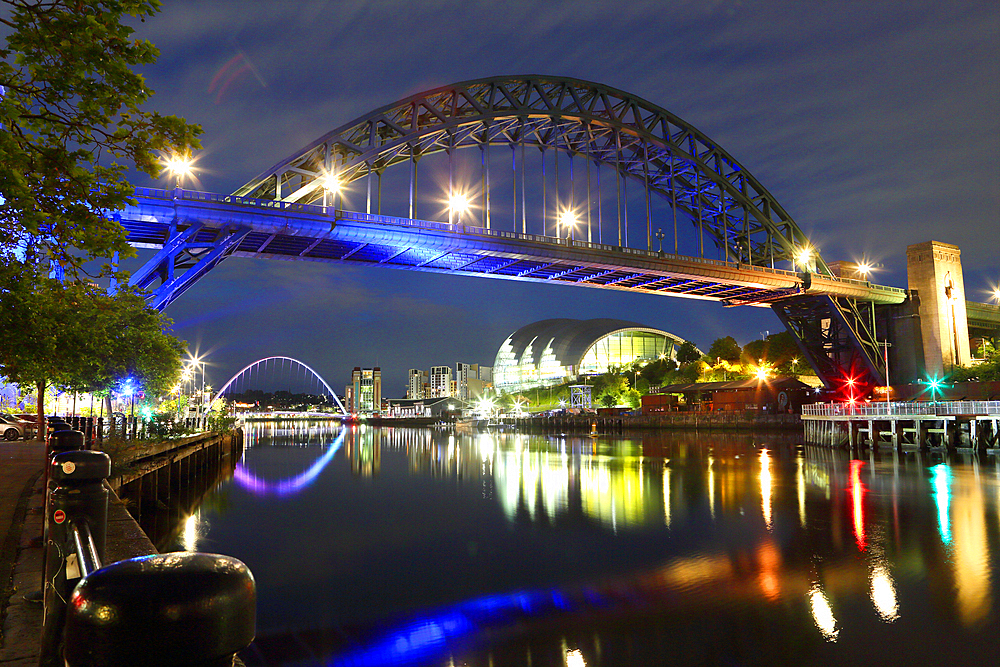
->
236, 75, 826, 273
121, 76, 927, 392
211, 356, 348, 415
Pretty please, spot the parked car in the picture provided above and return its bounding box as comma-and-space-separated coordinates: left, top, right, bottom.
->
0, 413, 32, 441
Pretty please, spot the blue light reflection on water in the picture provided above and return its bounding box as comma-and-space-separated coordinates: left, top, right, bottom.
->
930, 463, 953, 546
232, 427, 345, 496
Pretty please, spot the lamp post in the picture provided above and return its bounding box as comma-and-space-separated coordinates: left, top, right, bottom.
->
322, 173, 341, 210
559, 209, 578, 241
449, 194, 469, 226
164, 153, 194, 188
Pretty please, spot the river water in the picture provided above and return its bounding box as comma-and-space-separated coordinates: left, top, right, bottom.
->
167, 423, 1000, 666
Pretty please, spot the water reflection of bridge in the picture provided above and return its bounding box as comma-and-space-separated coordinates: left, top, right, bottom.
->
241, 426, 997, 666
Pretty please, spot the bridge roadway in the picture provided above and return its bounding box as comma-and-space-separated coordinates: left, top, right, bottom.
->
122, 188, 907, 311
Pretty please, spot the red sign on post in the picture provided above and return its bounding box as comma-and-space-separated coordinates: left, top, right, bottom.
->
53, 509, 66, 524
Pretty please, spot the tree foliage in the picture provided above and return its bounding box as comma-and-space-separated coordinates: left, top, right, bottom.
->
676, 340, 701, 364
1, 2, 197, 434
742, 331, 802, 370
1, 0, 201, 276
950, 350, 1000, 382
708, 336, 742, 363
0, 274, 184, 396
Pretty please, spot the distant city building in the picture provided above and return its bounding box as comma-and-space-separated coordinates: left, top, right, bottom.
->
348, 367, 381, 414
429, 365, 452, 397
456, 362, 494, 401
456, 362, 478, 400
407, 369, 428, 399
493, 318, 687, 394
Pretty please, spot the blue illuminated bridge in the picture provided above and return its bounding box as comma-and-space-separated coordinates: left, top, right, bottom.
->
120, 75, 914, 390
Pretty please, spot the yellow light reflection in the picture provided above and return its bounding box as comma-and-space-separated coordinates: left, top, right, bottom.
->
796, 455, 806, 527
663, 464, 671, 529
707, 454, 715, 520
951, 467, 993, 627
565, 648, 586, 667
181, 512, 200, 552
809, 585, 839, 641
870, 564, 899, 622
760, 449, 772, 531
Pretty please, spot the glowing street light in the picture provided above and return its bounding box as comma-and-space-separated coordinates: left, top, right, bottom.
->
449, 193, 470, 225
755, 366, 769, 381
558, 209, 578, 240
323, 174, 342, 194
796, 247, 812, 271
992, 286, 1000, 304
163, 153, 194, 187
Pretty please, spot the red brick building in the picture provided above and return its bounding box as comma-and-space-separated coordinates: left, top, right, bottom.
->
643, 378, 814, 414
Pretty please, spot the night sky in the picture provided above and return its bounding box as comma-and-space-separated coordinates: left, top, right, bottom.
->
118, 0, 998, 396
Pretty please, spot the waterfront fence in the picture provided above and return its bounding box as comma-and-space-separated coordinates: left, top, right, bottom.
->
803, 401, 1000, 418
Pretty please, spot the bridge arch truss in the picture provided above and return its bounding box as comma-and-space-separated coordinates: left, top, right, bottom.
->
212, 356, 347, 415
236, 75, 829, 275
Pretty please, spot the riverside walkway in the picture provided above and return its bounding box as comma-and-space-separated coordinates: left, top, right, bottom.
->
0, 439, 44, 666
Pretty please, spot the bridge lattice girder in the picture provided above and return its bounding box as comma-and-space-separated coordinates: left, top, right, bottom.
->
234, 75, 828, 274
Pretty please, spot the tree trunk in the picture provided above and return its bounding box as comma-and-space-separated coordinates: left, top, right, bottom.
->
36, 379, 45, 443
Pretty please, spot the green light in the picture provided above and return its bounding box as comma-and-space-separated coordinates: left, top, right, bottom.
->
140, 405, 153, 420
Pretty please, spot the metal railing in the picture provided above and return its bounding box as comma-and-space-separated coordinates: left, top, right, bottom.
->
803, 401, 1000, 417
130, 187, 909, 295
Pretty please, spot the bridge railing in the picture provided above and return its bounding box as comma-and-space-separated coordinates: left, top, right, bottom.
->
132, 187, 905, 295
803, 401, 1000, 417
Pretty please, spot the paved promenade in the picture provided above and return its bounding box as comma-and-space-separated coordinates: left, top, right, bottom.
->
0, 439, 44, 666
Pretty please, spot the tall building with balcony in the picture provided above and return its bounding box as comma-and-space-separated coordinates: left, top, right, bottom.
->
429, 366, 452, 398
348, 367, 381, 414
407, 369, 428, 399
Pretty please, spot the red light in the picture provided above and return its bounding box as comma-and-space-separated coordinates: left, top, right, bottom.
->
849, 460, 867, 552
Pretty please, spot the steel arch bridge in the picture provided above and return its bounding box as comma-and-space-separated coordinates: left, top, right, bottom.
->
121, 75, 909, 391
211, 356, 348, 415
236, 75, 820, 272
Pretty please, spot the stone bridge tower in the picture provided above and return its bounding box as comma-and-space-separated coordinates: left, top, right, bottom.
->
906, 240, 971, 377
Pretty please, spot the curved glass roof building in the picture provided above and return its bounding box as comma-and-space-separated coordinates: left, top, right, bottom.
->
493, 319, 688, 393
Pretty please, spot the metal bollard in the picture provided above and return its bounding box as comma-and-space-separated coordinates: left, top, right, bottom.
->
63, 552, 256, 667
39, 450, 111, 667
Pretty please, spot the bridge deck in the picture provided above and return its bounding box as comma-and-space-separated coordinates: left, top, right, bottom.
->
122, 188, 907, 308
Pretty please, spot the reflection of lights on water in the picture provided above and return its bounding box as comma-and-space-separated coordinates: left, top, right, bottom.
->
233, 428, 346, 496
849, 460, 866, 551
181, 512, 200, 552
870, 564, 899, 621
930, 464, 952, 546
796, 455, 806, 527
565, 648, 587, 667
663, 464, 671, 528
707, 454, 715, 519
809, 585, 839, 641
760, 449, 772, 530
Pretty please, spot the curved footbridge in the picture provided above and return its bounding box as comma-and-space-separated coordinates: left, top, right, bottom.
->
803, 401, 1000, 450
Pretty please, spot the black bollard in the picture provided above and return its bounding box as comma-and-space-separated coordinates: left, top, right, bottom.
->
39, 449, 111, 667
63, 552, 256, 667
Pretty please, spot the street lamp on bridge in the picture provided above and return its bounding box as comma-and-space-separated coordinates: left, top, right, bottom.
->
322, 173, 342, 209
163, 153, 195, 188
449, 194, 470, 225
558, 209, 578, 240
